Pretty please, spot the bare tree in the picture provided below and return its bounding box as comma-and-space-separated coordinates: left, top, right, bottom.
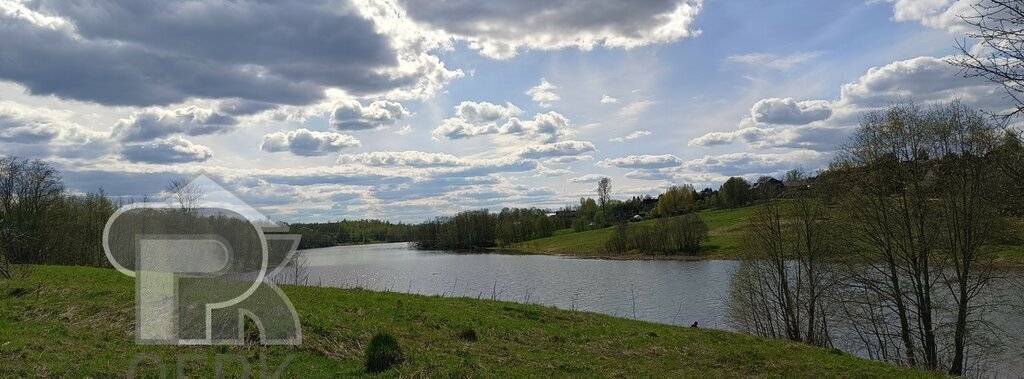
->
951, 1, 1024, 118
275, 251, 310, 286
834, 102, 940, 369
0, 157, 64, 266
165, 178, 203, 214
930, 102, 1003, 375
832, 101, 1003, 374
727, 180, 836, 347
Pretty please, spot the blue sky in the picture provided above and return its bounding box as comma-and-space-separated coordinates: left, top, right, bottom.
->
0, 0, 1011, 222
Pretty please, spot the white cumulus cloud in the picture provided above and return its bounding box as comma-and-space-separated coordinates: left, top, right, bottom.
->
609, 130, 652, 142
331, 100, 411, 131
527, 79, 561, 107
261, 129, 361, 156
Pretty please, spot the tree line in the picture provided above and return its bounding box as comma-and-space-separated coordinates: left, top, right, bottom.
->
410, 208, 555, 250
289, 219, 416, 249
727, 100, 1024, 376
0, 157, 118, 277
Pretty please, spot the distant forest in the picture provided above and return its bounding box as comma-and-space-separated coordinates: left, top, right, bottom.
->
289, 220, 416, 249
407, 175, 774, 252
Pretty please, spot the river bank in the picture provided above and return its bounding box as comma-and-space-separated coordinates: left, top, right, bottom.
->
0, 264, 933, 377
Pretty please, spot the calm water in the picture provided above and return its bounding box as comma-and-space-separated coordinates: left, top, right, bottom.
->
286, 242, 1024, 376
293, 242, 734, 328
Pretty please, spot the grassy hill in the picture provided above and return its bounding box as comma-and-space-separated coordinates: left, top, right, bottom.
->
0, 265, 934, 377
509, 207, 757, 259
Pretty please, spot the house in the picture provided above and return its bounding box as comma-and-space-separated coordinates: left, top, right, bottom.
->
753, 177, 782, 196
697, 188, 715, 200
552, 209, 577, 218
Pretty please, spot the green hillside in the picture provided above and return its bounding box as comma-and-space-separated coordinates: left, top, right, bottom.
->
509, 207, 757, 259
0, 265, 934, 377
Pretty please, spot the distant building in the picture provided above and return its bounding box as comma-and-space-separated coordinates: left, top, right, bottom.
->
751, 177, 784, 192
552, 209, 577, 218
751, 177, 785, 199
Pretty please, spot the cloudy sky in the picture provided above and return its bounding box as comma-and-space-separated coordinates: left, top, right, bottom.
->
0, 0, 1013, 222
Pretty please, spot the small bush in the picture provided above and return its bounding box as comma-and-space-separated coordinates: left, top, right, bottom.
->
365, 332, 403, 373
604, 222, 630, 253
458, 328, 478, 342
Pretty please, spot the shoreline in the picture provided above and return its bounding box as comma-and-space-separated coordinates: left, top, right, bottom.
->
490, 246, 744, 261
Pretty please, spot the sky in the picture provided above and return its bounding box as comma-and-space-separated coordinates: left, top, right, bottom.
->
0, 0, 1014, 223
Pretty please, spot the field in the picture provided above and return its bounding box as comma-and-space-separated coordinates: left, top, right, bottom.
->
508, 207, 757, 259
0, 265, 934, 377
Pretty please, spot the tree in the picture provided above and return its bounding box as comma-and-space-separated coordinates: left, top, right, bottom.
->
165, 177, 203, 215
728, 182, 837, 347
573, 197, 600, 232
784, 169, 807, 183
718, 177, 751, 208
951, 1, 1024, 117
929, 101, 1003, 375
832, 101, 1002, 374
597, 177, 612, 208
653, 185, 696, 217
0, 157, 64, 266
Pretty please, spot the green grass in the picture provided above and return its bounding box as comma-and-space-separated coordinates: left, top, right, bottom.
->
510, 207, 757, 259
512, 206, 1024, 265
0, 265, 935, 378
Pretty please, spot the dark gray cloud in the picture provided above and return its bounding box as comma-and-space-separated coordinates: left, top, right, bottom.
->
58, 169, 187, 197
112, 106, 238, 142
0, 1, 428, 106
0, 116, 57, 144
396, 0, 703, 59
216, 99, 277, 116
261, 129, 361, 157
0, 101, 113, 158
121, 137, 213, 164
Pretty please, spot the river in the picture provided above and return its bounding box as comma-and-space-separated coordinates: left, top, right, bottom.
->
284, 242, 1024, 377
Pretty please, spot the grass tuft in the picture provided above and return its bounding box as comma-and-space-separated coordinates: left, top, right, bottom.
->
457, 328, 478, 342
365, 332, 404, 373
7, 287, 28, 298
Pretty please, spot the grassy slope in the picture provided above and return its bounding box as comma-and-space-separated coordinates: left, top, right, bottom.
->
0, 265, 932, 378
511, 207, 1024, 264
509, 207, 757, 259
